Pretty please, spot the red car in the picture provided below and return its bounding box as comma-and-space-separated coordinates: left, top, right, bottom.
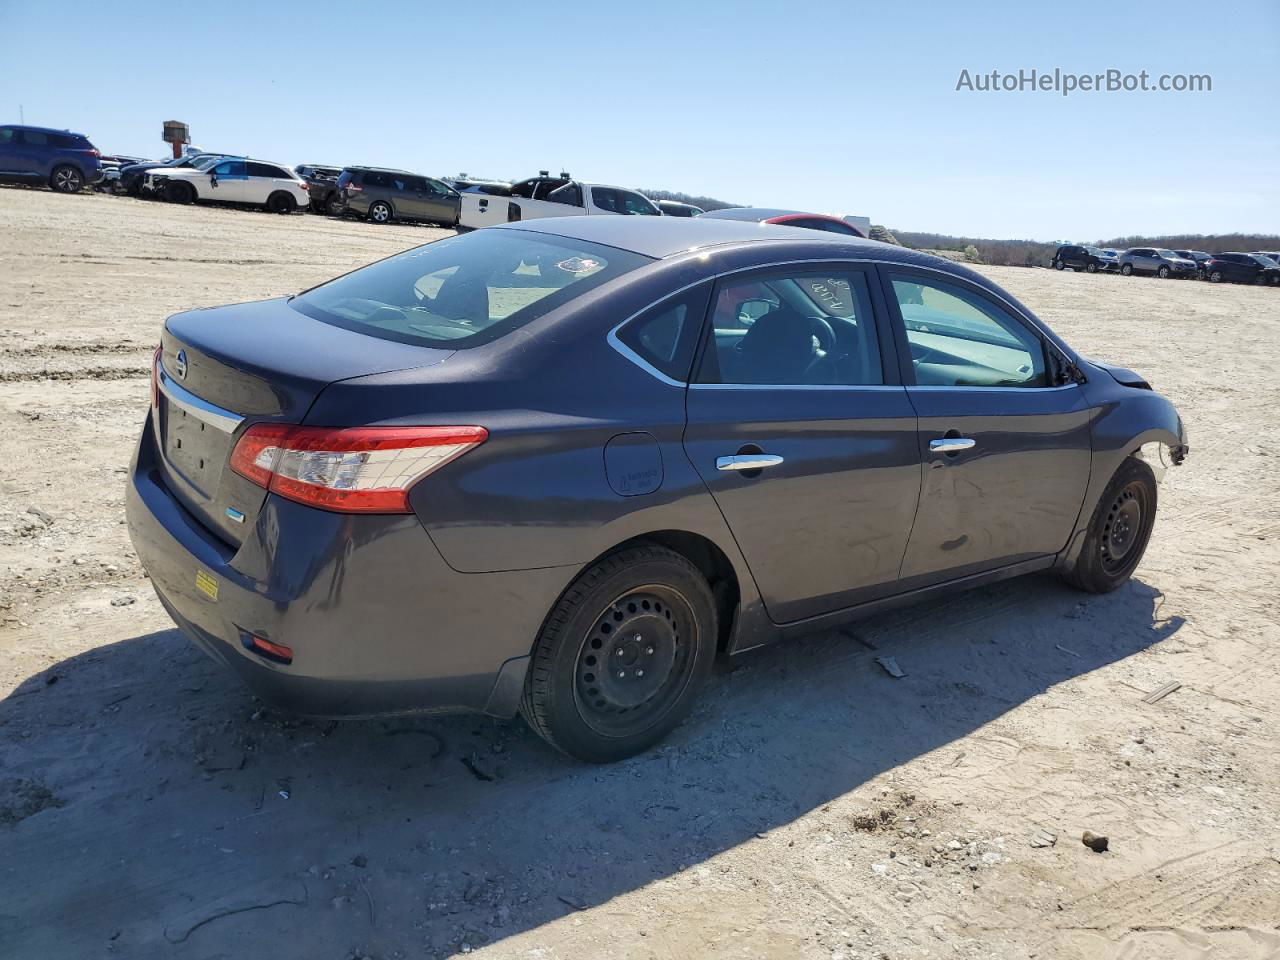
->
698, 207, 867, 237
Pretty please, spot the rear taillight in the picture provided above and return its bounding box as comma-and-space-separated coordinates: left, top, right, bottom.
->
229, 424, 488, 513
150, 345, 162, 408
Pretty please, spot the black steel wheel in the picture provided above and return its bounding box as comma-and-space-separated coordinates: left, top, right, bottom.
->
267, 191, 297, 215
521, 544, 717, 762
1063, 458, 1157, 593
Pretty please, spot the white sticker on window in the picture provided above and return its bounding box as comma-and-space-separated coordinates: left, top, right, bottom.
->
557, 257, 600, 274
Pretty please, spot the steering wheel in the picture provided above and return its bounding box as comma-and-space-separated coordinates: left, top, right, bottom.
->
807, 315, 837, 354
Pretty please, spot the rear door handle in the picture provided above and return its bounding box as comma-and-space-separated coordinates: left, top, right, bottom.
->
717, 454, 784, 471
929, 437, 976, 453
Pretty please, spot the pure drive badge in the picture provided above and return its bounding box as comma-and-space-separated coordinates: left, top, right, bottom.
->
194, 569, 218, 601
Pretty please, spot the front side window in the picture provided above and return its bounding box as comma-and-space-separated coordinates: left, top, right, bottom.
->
890, 275, 1047, 388
293, 229, 650, 349
618, 191, 659, 216
213, 160, 246, 177
697, 269, 883, 386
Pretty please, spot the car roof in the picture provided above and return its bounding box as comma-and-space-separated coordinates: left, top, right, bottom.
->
4, 124, 88, 137
700, 206, 843, 223
493, 215, 908, 261
346, 165, 417, 174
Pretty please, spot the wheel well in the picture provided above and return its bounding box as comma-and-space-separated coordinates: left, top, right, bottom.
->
268, 190, 293, 205
606, 531, 740, 654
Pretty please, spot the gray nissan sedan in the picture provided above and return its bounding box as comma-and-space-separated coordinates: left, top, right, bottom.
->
126, 217, 1188, 762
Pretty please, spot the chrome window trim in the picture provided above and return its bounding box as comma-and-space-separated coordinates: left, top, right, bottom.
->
906, 384, 1079, 393
689, 383, 906, 392
607, 256, 1076, 387
157, 364, 244, 433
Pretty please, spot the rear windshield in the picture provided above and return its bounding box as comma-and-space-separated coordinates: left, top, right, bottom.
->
291, 229, 651, 348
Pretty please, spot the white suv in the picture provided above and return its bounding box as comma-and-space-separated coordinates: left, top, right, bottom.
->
145, 157, 311, 213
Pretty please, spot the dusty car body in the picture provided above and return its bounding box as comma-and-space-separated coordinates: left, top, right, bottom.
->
127, 217, 1187, 761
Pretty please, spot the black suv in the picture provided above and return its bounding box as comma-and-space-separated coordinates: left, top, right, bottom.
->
335, 166, 460, 226
295, 164, 344, 215
1051, 244, 1115, 273
1203, 253, 1280, 285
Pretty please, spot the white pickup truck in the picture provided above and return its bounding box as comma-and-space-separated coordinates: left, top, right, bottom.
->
457, 174, 661, 230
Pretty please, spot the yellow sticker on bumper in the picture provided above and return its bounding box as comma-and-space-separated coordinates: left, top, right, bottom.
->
195, 569, 219, 602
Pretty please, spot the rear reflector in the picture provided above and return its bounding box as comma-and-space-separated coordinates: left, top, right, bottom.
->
229, 424, 487, 514
243, 632, 293, 664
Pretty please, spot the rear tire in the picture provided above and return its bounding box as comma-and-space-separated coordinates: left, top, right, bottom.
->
1086, 262, 1098, 274
1209, 270, 1223, 283
520, 544, 717, 763
50, 165, 83, 193
368, 201, 392, 224
266, 191, 297, 215
1063, 458, 1157, 594
325, 193, 345, 216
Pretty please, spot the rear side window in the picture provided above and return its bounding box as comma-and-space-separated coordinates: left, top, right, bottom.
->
292, 229, 651, 348
616, 285, 710, 381
547, 183, 583, 207
246, 162, 286, 178
0, 128, 14, 144
22, 130, 49, 146
592, 187, 621, 213
618, 191, 659, 216
697, 269, 883, 386
363, 171, 391, 188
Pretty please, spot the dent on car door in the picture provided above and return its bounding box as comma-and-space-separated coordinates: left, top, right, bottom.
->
209, 160, 247, 201
681, 265, 922, 623
884, 269, 1091, 585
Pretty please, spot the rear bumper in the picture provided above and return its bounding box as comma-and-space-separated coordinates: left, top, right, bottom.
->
125, 416, 573, 718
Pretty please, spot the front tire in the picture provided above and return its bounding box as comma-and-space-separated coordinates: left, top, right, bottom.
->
164, 180, 195, 204
368, 201, 392, 224
50, 165, 83, 193
520, 545, 717, 763
266, 191, 297, 215
1086, 262, 1098, 274
1157, 265, 1170, 279
1053, 260, 1064, 270
1121, 264, 1133, 276
1063, 458, 1157, 594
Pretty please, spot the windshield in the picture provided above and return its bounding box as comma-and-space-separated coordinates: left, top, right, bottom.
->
1250, 254, 1276, 266
292, 229, 651, 348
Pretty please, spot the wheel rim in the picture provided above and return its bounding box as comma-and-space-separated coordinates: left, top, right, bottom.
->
1211, 271, 1221, 282
1159, 267, 1169, 278
1100, 481, 1147, 575
55, 169, 79, 190
1087, 263, 1096, 273
373, 204, 389, 222
573, 585, 697, 738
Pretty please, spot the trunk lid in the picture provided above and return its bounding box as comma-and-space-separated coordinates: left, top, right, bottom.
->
155, 297, 453, 546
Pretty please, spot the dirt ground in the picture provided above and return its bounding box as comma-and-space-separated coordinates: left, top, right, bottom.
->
1, 187, 1278, 960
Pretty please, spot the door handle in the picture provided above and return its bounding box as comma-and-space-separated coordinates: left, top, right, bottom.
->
717, 454, 784, 472
929, 437, 976, 453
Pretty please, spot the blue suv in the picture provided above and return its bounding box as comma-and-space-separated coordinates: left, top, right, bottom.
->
0, 125, 103, 193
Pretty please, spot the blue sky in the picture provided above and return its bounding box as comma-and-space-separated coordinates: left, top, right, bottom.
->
2, 0, 1276, 240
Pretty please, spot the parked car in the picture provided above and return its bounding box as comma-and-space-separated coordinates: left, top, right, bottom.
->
0, 124, 102, 193
458, 174, 660, 230
119, 153, 230, 197
126, 217, 1187, 762
1172, 249, 1212, 277
657, 200, 705, 217
1202, 252, 1280, 285
1051, 244, 1116, 274
449, 176, 512, 196
96, 154, 148, 192
698, 207, 868, 237
1250, 251, 1280, 267
336, 167, 461, 226
1118, 248, 1198, 278
294, 164, 344, 215
145, 157, 310, 213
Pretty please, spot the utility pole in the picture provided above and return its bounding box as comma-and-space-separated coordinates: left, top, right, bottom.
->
18, 104, 23, 124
